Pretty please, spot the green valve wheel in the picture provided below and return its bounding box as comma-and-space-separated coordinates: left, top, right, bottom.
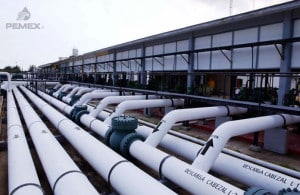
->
109, 116, 138, 153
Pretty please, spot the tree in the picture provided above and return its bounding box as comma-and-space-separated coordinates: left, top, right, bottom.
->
0, 65, 21, 73
28, 65, 36, 72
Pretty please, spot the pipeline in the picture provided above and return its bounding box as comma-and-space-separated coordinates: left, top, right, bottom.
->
64, 87, 96, 104
104, 99, 184, 124
7, 91, 43, 195
89, 95, 157, 118
192, 114, 300, 172
37, 88, 244, 194
20, 86, 175, 195
52, 84, 71, 97
145, 106, 247, 147
72, 91, 120, 107
13, 88, 99, 195
0, 72, 12, 91
34, 87, 300, 193
62, 86, 83, 102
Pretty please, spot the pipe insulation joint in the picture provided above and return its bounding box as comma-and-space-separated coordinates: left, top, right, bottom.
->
106, 116, 138, 153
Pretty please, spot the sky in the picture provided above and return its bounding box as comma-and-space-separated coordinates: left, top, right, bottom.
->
0, 0, 292, 70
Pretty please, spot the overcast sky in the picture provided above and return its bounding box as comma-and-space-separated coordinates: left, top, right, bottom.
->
0, 0, 292, 70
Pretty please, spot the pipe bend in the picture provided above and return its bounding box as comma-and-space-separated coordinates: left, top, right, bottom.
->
192, 114, 300, 172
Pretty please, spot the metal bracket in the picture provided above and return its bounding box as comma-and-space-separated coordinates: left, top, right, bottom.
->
180, 54, 189, 64
153, 57, 164, 66
120, 61, 129, 68
274, 44, 284, 60
219, 49, 232, 63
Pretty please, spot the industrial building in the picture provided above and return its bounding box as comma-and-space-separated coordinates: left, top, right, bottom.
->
39, 1, 300, 107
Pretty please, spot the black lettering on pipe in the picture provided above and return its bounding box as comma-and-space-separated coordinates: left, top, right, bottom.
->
200, 138, 214, 155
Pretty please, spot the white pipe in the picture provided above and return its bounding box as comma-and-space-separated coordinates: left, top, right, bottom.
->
168, 129, 300, 179
62, 86, 83, 102
64, 88, 99, 104
192, 114, 300, 172
53, 83, 62, 90
89, 95, 157, 118
36, 89, 300, 193
72, 91, 120, 107
14, 88, 98, 195
129, 140, 244, 195
75, 87, 95, 96
137, 126, 300, 194
41, 90, 244, 194
7, 91, 43, 195
53, 84, 70, 97
20, 86, 175, 195
145, 106, 247, 147
104, 99, 184, 124
61, 85, 76, 93
0, 72, 12, 91
46, 83, 61, 93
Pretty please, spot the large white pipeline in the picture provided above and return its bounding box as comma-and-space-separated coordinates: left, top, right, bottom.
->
37, 88, 244, 194
137, 125, 300, 194
75, 87, 95, 96
0, 72, 11, 91
145, 106, 247, 147
20, 86, 175, 195
7, 91, 43, 195
13, 88, 99, 195
53, 84, 70, 97
62, 86, 83, 102
72, 91, 120, 107
129, 140, 244, 195
89, 95, 157, 118
60, 85, 76, 94
192, 114, 300, 172
35, 88, 300, 193
63, 88, 96, 104
104, 99, 184, 124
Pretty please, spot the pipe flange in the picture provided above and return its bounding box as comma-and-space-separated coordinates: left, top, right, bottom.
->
70, 105, 88, 120
49, 89, 57, 96
58, 92, 67, 100
111, 116, 138, 131
245, 187, 272, 195
120, 133, 144, 158
70, 95, 81, 106
104, 127, 114, 146
278, 188, 299, 195
74, 110, 89, 124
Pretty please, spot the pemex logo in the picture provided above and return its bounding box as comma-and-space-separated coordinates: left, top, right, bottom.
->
6, 6, 44, 30
16, 7, 31, 21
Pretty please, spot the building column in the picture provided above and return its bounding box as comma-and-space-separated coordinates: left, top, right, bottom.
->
278, 12, 293, 105
140, 44, 147, 86
112, 51, 117, 86
187, 35, 195, 93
